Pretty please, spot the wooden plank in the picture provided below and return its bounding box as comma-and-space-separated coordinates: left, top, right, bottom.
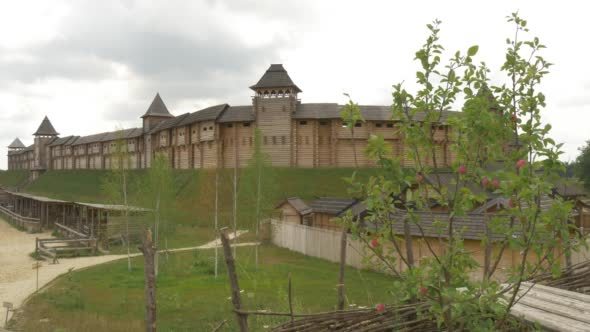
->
510, 301, 590, 332
521, 282, 590, 303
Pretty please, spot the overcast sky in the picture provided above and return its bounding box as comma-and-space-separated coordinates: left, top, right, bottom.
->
1, 0, 588, 169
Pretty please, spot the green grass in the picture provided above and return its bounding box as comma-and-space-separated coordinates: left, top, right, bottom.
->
14, 245, 395, 331
0, 169, 28, 188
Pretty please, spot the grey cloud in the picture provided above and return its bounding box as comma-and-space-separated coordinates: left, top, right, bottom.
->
0, 0, 296, 99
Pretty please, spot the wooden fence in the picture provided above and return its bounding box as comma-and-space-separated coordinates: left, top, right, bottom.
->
270, 220, 590, 274
270, 220, 369, 269
0, 204, 40, 232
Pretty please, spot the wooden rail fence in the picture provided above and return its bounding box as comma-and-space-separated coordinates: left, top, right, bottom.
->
0, 204, 40, 232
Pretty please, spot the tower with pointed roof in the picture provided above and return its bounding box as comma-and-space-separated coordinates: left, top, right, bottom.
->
251, 64, 301, 166
142, 93, 174, 132
141, 93, 174, 168
32, 116, 59, 175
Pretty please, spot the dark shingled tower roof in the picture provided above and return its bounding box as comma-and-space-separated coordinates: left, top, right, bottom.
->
141, 93, 174, 119
33, 116, 59, 136
8, 138, 25, 149
250, 64, 302, 93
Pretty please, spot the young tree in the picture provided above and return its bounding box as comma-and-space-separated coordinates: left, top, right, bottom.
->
341, 94, 364, 168
574, 140, 590, 190
101, 128, 133, 271
239, 128, 275, 269
143, 152, 175, 277
343, 14, 582, 330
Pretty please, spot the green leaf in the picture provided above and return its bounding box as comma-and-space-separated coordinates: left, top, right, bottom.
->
467, 45, 479, 57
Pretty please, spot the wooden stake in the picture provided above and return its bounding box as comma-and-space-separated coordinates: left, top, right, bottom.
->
138, 229, 157, 332
288, 273, 294, 323
337, 229, 347, 311
403, 218, 414, 269
220, 228, 248, 332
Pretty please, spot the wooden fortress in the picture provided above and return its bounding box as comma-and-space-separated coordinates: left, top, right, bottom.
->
7, 64, 456, 171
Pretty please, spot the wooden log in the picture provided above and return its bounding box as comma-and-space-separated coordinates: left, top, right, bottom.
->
138, 229, 157, 332
220, 228, 248, 332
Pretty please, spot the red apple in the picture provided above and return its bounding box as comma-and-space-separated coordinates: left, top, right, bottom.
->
370, 238, 379, 248
508, 198, 515, 208
458, 165, 467, 175
516, 159, 527, 169
375, 303, 386, 313
492, 178, 500, 189
481, 176, 489, 187
419, 286, 428, 296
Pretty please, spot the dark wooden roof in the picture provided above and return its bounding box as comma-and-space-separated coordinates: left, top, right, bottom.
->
381, 210, 506, 241
141, 93, 174, 119
49, 136, 76, 147
294, 103, 457, 122
73, 132, 108, 145
217, 106, 255, 123
250, 64, 302, 93
33, 116, 59, 136
149, 113, 190, 134
309, 197, 357, 215
553, 181, 587, 198
8, 138, 25, 149
178, 104, 229, 126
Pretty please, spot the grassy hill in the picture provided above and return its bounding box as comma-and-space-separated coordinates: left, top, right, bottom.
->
0, 169, 28, 188
0, 167, 382, 248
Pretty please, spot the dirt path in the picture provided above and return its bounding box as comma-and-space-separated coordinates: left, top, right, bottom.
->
0, 218, 255, 328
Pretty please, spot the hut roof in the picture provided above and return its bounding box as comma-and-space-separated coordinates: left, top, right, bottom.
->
365, 210, 508, 241
178, 104, 229, 126
33, 116, 59, 136
8, 138, 25, 149
277, 197, 313, 215
141, 93, 174, 119
309, 197, 357, 215
76, 202, 150, 212
250, 64, 302, 93
552, 180, 587, 198
217, 106, 255, 123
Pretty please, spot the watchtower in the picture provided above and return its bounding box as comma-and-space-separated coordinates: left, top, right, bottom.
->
32, 116, 59, 178
250, 64, 301, 166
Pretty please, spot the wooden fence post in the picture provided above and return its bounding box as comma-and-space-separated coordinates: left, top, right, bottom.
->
220, 228, 248, 332
337, 229, 347, 311
138, 229, 157, 332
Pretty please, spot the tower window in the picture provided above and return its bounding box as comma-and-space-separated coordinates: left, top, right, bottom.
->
386, 123, 394, 128
243, 123, 251, 127
299, 121, 308, 125
376, 123, 383, 128
226, 124, 233, 128
272, 136, 277, 145
209, 126, 213, 130
319, 121, 328, 126
354, 123, 362, 127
